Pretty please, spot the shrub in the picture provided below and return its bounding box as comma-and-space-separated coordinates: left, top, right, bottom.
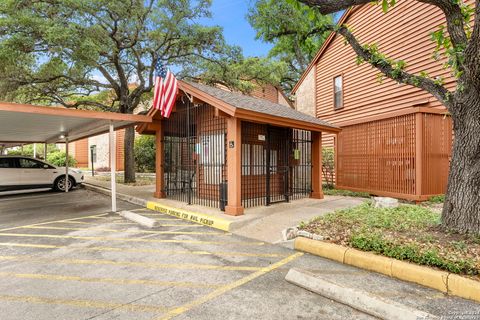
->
6, 144, 58, 159
428, 195, 445, 204
134, 135, 156, 173
322, 147, 335, 189
47, 151, 77, 167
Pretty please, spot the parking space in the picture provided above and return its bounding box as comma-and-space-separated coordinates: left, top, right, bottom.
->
0, 200, 374, 320
0, 189, 139, 230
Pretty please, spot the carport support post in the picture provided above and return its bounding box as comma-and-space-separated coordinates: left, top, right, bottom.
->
154, 121, 166, 199
311, 131, 324, 199
109, 122, 117, 212
65, 137, 69, 193
225, 117, 244, 216
44, 143, 47, 161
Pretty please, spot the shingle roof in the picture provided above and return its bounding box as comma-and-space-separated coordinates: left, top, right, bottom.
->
185, 81, 338, 130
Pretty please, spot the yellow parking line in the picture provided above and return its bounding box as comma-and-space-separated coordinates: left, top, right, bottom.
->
0, 213, 110, 233
157, 252, 304, 319
0, 242, 288, 258
0, 294, 167, 313
22, 226, 229, 236
0, 233, 264, 246
48, 220, 137, 226
0, 271, 221, 289
0, 255, 262, 271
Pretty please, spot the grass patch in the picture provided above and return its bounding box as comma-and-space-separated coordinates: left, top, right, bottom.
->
322, 187, 370, 198
302, 202, 480, 276
426, 194, 445, 204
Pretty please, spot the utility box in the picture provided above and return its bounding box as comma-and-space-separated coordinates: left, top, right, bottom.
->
219, 181, 228, 212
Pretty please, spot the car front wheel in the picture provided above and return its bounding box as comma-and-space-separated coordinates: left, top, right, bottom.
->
54, 176, 74, 192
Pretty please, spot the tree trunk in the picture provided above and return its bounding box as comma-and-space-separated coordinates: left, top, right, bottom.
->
124, 126, 136, 183
442, 93, 480, 234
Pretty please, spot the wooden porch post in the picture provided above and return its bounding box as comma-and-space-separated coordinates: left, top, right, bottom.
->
154, 120, 166, 199
311, 131, 324, 199
415, 112, 424, 200
225, 116, 244, 216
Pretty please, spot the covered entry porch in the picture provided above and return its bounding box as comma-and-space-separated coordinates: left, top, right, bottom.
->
138, 81, 339, 216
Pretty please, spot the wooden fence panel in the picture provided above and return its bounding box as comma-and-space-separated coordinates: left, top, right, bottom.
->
337, 111, 450, 200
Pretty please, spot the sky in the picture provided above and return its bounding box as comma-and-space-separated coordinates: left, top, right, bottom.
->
203, 0, 273, 57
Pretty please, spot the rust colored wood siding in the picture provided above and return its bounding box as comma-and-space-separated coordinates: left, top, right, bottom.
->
336, 111, 452, 200
74, 139, 89, 168
315, 1, 460, 126
250, 84, 279, 104
115, 129, 125, 171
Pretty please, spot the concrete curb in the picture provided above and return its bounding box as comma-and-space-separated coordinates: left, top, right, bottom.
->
294, 237, 480, 303
146, 201, 231, 232
83, 183, 147, 206
285, 268, 437, 320
118, 210, 158, 228
83, 183, 233, 232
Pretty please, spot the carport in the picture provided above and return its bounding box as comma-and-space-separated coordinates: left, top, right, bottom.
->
0, 102, 151, 211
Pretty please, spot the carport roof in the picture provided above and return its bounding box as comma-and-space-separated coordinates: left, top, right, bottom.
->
0, 102, 151, 144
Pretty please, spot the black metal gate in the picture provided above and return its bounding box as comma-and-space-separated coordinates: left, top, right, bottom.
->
163, 99, 227, 209
241, 122, 312, 208
266, 126, 290, 205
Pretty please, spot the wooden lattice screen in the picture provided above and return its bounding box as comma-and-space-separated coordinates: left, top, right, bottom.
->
336, 111, 452, 201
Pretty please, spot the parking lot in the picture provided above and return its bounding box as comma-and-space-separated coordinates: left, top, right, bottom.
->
1, 190, 479, 319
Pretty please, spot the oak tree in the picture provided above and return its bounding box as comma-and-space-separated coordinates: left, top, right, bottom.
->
293, 0, 480, 233
248, 0, 334, 92
0, 0, 230, 183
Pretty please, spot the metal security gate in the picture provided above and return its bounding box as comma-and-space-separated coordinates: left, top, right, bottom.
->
241, 122, 312, 208
266, 126, 290, 205
163, 100, 227, 208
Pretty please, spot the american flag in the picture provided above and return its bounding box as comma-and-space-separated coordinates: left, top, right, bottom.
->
153, 60, 178, 118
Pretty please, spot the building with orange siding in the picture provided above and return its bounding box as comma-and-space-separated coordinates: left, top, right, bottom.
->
292, 1, 463, 201
72, 83, 292, 172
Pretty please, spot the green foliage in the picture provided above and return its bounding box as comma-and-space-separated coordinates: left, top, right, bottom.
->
304, 203, 479, 275
350, 232, 476, 274
248, 0, 333, 92
322, 188, 371, 198
47, 151, 77, 167
427, 195, 445, 204
134, 135, 156, 173
378, 0, 397, 13
322, 147, 335, 189
6, 144, 58, 159
182, 56, 287, 94
0, 0, 231, 107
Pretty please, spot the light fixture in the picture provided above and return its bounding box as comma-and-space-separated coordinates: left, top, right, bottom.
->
59, 134, 65, 139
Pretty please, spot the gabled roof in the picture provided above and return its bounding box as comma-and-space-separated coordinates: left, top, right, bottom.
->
141, 80, 339, 133
291, 7, 359, 94
184, 81, 338, 131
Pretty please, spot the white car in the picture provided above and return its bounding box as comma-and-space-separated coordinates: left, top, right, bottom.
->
0, 156, 84, 192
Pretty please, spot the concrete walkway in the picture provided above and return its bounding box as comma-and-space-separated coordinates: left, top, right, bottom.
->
84, 177, 365, 243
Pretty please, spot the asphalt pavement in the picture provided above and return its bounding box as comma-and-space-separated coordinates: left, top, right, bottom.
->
0, 189, 478, 319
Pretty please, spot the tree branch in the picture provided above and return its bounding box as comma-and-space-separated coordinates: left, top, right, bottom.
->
297, 0, 467, 48
336, 25, 453, 107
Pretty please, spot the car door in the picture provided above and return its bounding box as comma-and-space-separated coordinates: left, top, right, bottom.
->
0, 158, 21, 191
18, 158, 56, 187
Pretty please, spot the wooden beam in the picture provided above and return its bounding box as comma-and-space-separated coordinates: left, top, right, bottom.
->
311, 131, 324, 199
225, 117, 244, 216
154, 122, 166, 199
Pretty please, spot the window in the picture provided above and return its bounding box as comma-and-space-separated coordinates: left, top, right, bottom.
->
0, 158, 14, 168
19, 158, 44, 169
242, 144, 266, 176
334, 75, 343, 109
